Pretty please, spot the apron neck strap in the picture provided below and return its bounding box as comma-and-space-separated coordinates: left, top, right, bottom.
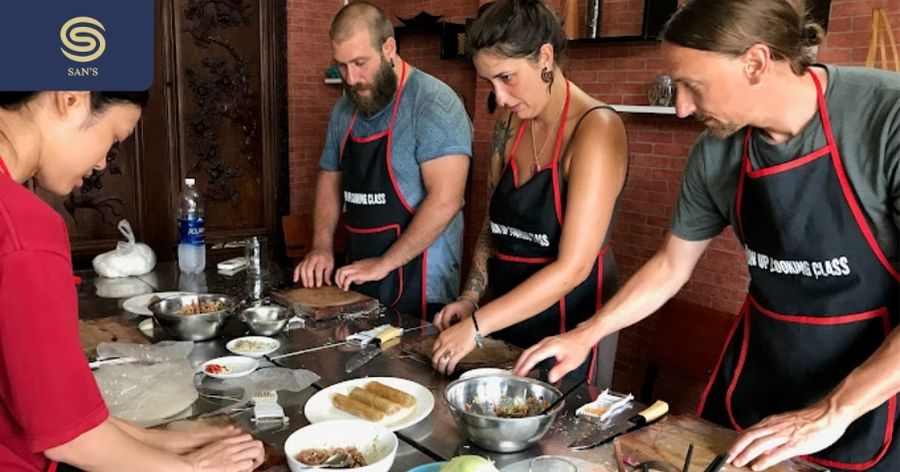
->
549, 79, 572, 168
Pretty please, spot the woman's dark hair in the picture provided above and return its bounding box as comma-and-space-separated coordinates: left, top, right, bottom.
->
466, 0, 566, 64
0, 91, 149, 112
660, 0, 824, 75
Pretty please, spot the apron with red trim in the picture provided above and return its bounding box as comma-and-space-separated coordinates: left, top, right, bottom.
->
339, 62, 427, 319
698, 72, 900, 471
487, 81, 619, 383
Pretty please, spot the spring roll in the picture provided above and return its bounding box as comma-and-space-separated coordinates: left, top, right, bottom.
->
365, 381, 416, 408
349, 387, 401, 414
332, 393, 384, 421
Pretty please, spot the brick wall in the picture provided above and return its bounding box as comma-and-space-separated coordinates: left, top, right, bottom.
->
287, 0, 900, 412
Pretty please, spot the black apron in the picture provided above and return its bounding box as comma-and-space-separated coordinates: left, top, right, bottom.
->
487, 80, 619, 384
698, 72, 900, 471
339, 62, 428, 320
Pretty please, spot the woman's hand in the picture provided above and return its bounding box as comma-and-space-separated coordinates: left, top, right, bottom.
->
431, 318, 478, 375
187, 434, 265, 472
433, 300, 475, 331
152, 425, 245, 455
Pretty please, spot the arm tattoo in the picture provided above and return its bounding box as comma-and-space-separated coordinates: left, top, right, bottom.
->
462, 117, 512, 300
491, 116, 514, 163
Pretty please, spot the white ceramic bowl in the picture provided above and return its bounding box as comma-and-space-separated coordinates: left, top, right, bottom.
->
284, 419, 398, 472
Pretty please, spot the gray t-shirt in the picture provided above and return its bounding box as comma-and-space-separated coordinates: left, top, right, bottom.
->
671, 65, 900, 270
320, 68, 473, 304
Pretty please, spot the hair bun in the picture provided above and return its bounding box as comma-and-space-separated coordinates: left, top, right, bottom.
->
802, 22, 824, 47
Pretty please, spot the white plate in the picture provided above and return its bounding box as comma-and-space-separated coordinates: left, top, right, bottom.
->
201, 356, 259, 379
122, 291, 193, 316
226, 336, 280, 358
305, 377, 434, 431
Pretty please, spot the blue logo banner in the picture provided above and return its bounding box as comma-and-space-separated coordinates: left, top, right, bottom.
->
0, 0, 154, 91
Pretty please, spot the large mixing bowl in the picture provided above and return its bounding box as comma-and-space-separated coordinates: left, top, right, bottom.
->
444, 375, 563, 452
148, 293, 237, 341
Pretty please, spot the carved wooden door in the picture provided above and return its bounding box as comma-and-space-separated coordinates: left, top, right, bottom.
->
39, 0, 288, 267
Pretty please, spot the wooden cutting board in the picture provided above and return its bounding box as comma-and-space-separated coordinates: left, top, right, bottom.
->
612, 415, 828, 472
270, 286, 379, 320
402, 334, 523, 371
159, 414, 287, 471
79, 316, 149, 357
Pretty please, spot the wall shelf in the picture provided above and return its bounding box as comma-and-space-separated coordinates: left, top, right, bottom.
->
610, 105, 676, 115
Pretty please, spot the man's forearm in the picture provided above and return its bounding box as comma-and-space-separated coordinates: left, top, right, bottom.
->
824, 327, 900, 424
379, 195, 461, 270
311, 171, 342, 250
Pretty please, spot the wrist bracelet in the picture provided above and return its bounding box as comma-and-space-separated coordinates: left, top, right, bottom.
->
471, 311, 485, 350
456, 295, 479, 311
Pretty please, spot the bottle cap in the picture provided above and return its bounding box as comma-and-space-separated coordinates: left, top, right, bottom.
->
185, 178, 195, 186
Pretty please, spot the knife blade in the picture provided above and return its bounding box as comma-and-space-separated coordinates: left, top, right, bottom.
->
568, 399, 669, 450
344, 326, 403, 373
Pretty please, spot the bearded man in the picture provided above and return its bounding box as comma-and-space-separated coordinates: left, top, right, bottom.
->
293, 1, 472, 320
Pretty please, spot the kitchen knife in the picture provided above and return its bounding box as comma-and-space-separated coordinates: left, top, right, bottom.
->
568, 399, 669, 450
344, 326, 403, 373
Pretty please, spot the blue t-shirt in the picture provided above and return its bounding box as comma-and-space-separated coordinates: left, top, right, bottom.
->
320, 69, 473, 304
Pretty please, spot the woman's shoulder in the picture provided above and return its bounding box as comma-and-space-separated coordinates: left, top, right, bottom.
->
0, 179, 69, 257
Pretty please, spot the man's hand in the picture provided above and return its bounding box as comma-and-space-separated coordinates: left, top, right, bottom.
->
294, 248, 335, 288
727, 402, 851, 471
186, 434, 265, 472
513, 328, 595, 382
334, 257, 392, 290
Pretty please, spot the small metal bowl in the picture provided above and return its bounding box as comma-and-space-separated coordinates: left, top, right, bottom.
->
148, 293, 237, 341
240, 305, 292, 336
444, 375, 563, 453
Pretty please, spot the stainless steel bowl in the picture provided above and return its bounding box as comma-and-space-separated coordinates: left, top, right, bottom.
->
240, 305, 292, 336
444, 375, 563, 452
148, 293, 237, 341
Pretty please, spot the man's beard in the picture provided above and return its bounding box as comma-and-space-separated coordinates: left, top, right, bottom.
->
694, 113, 741, 139
343, 57, 398, 117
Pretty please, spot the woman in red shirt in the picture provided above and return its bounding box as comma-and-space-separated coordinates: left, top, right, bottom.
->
0, 91, 264, 472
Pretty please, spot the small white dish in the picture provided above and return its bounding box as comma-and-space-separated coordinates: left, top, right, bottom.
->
201, 356, 259, 379
459, 368, 513, 380
226, 336, 280, 358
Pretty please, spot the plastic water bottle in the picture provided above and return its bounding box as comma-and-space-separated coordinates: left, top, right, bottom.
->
177, 178, 206, 274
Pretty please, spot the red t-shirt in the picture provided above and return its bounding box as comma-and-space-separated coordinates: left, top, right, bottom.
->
0, 176, 109, 471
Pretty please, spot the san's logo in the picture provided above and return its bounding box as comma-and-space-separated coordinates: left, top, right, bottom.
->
60, 16, 106, 63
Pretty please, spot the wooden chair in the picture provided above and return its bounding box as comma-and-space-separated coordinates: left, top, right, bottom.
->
639, 298, 736, 405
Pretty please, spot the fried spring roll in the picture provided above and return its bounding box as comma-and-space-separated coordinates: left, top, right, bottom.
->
332, 393, 384, 421
349, 387, 401, 414
365, 381, 416, 408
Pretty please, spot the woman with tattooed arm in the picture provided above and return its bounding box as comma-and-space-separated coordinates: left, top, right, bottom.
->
430, 0, 628, 385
